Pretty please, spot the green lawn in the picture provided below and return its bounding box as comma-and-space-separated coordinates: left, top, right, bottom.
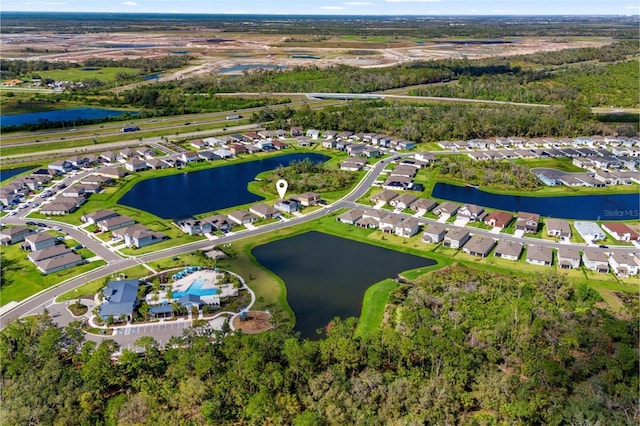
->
22, 67, 142, 83
1, 238, 106, 306
355, 279, 397, 336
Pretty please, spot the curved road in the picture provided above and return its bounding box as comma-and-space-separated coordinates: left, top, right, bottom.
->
0, 153, 634, 327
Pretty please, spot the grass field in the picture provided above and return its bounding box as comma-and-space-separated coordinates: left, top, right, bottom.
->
21, 67, 142, 83
1, 235, 106, 306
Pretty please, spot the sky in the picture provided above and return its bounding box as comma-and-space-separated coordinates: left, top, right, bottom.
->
2, 0, 639, 15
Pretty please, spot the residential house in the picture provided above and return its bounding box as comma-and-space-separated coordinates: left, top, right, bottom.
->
297, 192, 321, 207
97, 215, 135, 232
433, 201, 461, 217
39, 201, 80, 215
608, 252, 639, 277
100, 151, 118, 163
66, 155, 89, 168
0, 226, 35, 246
526, 245, 553, 266
48, 160, 74, 174
494, 240, 523, 261
337, 131, 353, 140
0, 189, 18, 207
213, 148, 234, 159
246, 145, 262, 154
379, 214, 404, 234
415, 152, 436, 163
362, 147, 380, 158
228, 210, 258, 225
290, 126, 303, 137
410, 198, 437, 214
382, 175, 412, 190
124, 158, 148, 172
297, 137, 312, 147
95, 167, 127, 180
347, 144, 366, 157
390, 165, 418, 178
250, 203, 280, 220
583, 248, 611, 273
99, 279, 140, 321
370, 190, 398, 205
119, 148, 135, 160
62, 185, 86, 198
336, 140, 351, 151
457, 204, 485, 222
229, 144, 247, 155
24, 233, 56, 252
181, 151, 199, 163
397, 141, 416, 150
574, 221, 606, 243
35, 252, 83, 275
557, 247, 581, 269
136, 147, 154, 158
255, 140, 273, 151
271, 140, 288, 150
546, 218, 572, 239
395, 217, 421, 238
443, 228, 470, 249
146, 158, 171, 169
190, 139, 208, 150
422, 223, 447, 243
174, 218, 212, 235
337, 209, 363, 225
390, 193, 418, 210
515, 212, 540, 234
484, 211, 513, 229
340, 158, 366, 171
274, 198, 302, 214
306, 129, 320, 139
462, 235, 495, 257
124, 226, 167, 249
602, 223, 639, 242
28, 245, 72, 263
81, 209, 119, 225
205, 214, 233, 232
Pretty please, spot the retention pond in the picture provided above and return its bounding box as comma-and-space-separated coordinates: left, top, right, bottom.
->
253, 231, 436, 339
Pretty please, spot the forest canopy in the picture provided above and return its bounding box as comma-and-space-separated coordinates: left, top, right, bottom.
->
1, 265, 637, 425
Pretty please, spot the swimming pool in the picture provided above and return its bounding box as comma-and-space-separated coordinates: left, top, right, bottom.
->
172, 277, 219, 298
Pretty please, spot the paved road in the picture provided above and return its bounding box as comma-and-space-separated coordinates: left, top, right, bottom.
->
1, 153, 635, 328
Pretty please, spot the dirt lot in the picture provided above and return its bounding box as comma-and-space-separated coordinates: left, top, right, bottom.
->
1, 31, 610, 80
231, 310, 273, 334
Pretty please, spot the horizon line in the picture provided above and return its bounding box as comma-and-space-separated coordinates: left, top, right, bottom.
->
2, 11, 639, 17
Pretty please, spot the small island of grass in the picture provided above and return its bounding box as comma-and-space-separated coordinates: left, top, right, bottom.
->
262, 158, 358, 194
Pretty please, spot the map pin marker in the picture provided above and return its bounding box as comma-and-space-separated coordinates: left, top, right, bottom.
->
276, 179, 288, 199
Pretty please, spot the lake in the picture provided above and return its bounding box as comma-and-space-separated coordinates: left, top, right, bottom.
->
1, 107, 134, 127
118, 153, 329, 219
0, 166, 35, 182
432, 182, 640, 220
253, 231, 436, 339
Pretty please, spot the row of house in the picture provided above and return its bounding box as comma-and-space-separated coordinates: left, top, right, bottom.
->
81, 209, 167, 248
440, 136, 640, 151
175, 192, 322, 235
335, 209, 639, 276
0, 225, 85, 274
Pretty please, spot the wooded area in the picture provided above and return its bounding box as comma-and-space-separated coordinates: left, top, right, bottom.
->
1, 266, 637, 425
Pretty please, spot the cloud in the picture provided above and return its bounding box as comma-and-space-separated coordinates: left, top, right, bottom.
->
123, 1, 138, 5
23, 1, 68, 4
625, 5, 640, 9
386, 0, 440, 2
344, 1, 375, 5
321, 6, 344, 9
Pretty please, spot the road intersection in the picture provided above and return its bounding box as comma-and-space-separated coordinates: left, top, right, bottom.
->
0, 153, 634, 340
